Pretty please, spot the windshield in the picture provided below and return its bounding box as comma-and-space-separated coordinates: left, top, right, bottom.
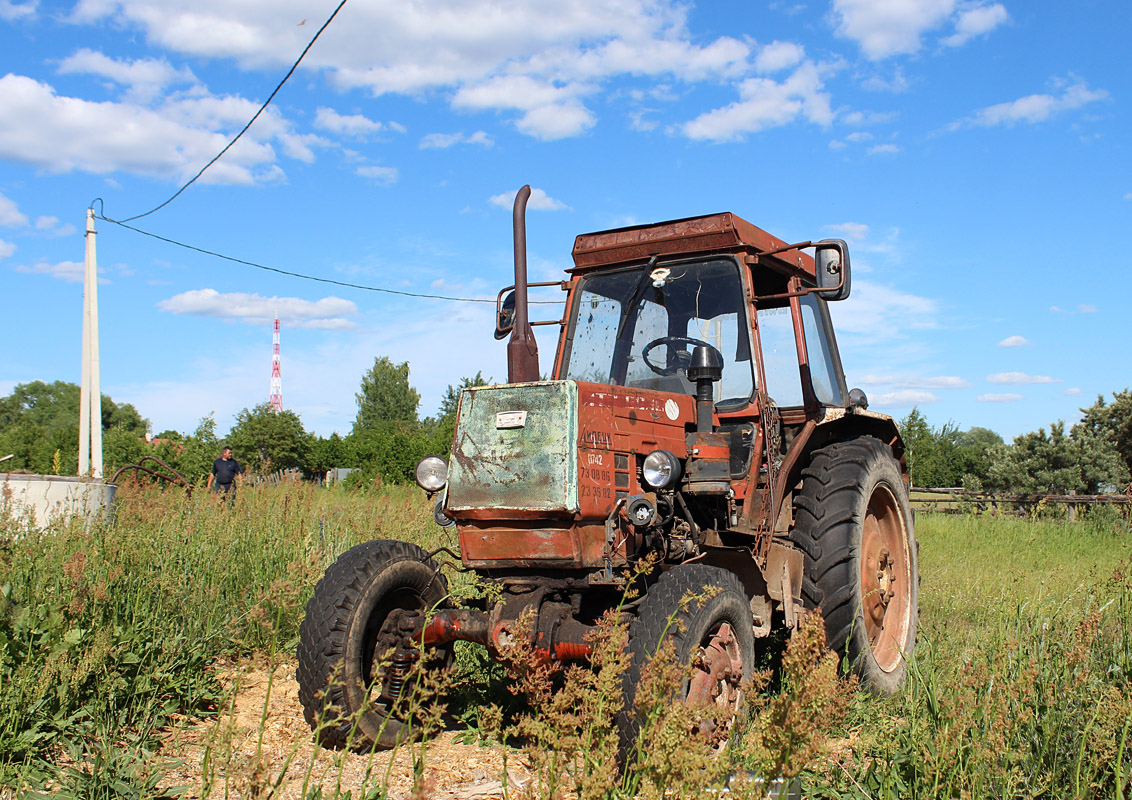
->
561, 258, 754, 404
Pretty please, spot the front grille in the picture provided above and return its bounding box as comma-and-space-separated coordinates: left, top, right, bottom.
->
446, 381, 579, 514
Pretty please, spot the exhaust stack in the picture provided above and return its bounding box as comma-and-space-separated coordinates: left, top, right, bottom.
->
507, 184, 540, 383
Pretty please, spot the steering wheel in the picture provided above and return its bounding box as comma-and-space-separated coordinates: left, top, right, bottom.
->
641, 336, 718, 376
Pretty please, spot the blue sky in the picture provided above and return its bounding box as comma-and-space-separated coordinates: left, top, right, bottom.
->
0, 0, 1127, 440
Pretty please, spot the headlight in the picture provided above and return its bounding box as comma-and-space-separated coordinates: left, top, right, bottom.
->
415, 456, 448, 492
642, 450, 681, 490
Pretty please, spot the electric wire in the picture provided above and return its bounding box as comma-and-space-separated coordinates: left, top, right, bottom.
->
95, 214, 564, 305
111, 0, 351, 224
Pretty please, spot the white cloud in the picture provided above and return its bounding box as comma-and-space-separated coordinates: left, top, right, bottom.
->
1077, 304, 1097, 313
845, 131, 874, 143
1125, 192, 1132, 200
828, 280, 937, 352
453, 76, 597, 140
680, 61, 833, 141
826, 222, 870, 241
57, 48, 196, 102
832, 0, 957, 59
0, 238, 15, 259
977, 393, 1023, 403
34, 216, 79, 237
1064, 387, 1082, 396
0, 74, 295, 184
872, 389, 940, 407
841, 110, 898, 126
419, 130, 494, 149
0, 191, 28, 227
986, 372, 1060, 385
14, 260, 88, 282
949, 77, 1108, 129
943, 3, 1008, 47
0, 0, 36, 20
860, 374, 970, 389
489, 187, 570, 211
70, 0, 756, 141
1050, 305, 1063, 313
517, 101, 596, 140
755, 41, 805, 73
157, 289, 358, 329
867, 143, 901, 155
355, 165, 399, 184
997, 335, 1029, 347
314, 107, 390, 138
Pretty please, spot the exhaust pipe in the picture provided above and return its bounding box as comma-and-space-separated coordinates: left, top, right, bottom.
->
507, 184, 540, 383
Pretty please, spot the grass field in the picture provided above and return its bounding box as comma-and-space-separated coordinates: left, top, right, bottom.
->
1, 483, 1129, 798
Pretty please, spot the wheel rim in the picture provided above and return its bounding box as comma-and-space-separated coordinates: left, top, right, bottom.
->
859, 483, 912, 673
686, 622, 744, 747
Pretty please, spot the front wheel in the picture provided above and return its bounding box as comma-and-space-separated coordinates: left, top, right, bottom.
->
791, 436, 918, 694
621, 564, 755, 755
296, 540, 450, 750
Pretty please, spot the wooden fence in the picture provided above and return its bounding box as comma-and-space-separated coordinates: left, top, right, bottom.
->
249, 467, 303, 488
910, 486, 1131, 519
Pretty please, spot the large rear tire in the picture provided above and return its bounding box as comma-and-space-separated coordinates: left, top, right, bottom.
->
791, 436, 918, 695
296, 540, 450, 750
621, 564, 755, 755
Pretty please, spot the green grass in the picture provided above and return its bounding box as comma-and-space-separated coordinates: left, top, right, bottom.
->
804, 512, 1132, 799
1, 485, 1129, 798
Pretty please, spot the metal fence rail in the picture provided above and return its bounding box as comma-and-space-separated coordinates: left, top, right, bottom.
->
910, 486, 1131, 518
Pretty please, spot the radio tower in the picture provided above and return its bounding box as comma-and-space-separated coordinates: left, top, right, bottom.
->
269, 313, 283, 413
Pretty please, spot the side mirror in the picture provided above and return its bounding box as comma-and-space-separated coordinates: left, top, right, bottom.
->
494, 291, 516, 340
815, 239, 851, 301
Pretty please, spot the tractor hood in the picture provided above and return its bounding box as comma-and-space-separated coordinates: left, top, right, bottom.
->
446, 380, 696, 568
446, 380, 695, 520
447, 381, 580, 515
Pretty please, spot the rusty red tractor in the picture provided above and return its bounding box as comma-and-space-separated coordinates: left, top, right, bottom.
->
297, 185, 918, 751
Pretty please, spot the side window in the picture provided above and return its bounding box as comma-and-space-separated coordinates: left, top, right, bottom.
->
566, 290, 621, 383
799, 296, 843, 406
756, 306, 804, 407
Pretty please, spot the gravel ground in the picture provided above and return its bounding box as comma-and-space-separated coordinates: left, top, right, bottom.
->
158, 658, 535, 800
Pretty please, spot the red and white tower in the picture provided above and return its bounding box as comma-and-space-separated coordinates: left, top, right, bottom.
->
269, 313, 283, 413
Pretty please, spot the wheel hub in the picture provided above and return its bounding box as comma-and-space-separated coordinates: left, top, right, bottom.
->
686, 622, 744, 747
860, 486, 912, 674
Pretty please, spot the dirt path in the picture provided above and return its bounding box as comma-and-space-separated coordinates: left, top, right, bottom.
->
158, 658, 533, 800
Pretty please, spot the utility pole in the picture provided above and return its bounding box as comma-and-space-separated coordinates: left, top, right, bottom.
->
78, 207, 103, 478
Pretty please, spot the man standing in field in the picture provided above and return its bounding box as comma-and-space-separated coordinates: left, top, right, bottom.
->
207, 446, 244, 496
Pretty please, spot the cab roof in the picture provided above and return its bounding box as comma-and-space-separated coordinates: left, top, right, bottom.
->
570, 212, 816, 280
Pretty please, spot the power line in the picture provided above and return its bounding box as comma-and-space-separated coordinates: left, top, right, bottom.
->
111, 0, 351, 224
95, 214, 564, 305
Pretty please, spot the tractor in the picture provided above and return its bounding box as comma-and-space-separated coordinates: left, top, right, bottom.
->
297, 185, 918, 751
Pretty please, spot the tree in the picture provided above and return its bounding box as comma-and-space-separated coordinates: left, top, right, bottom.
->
985, 420, 1128, 495
353, 357, 421, 433
1079, 389, 1132, 483
0, 381, 148, 474
227, 404, 312, 473
898, 409, 1003, 488
435, 372, 490, 448
166, 414, 223, 485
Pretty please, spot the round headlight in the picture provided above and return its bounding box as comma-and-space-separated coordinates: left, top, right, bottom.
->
642, 450, 681, 490
415, 456, 448, 492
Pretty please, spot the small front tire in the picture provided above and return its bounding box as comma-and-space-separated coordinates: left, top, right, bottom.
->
296, 539, 449, 750
621, 564, 755, 754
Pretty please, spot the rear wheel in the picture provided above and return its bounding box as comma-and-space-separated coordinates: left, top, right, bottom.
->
621, 564, 754, 754
296, 540, 450, 750
791, 436, 918, 694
